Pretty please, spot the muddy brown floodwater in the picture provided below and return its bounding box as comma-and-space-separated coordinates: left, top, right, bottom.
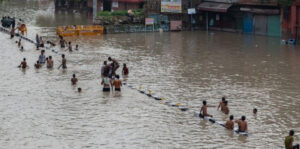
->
0, 0, 300, 148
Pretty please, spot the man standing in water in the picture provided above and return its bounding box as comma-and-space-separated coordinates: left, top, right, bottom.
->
60, 36, 66, 48
217, 97, 226, 111
122, 63, 129, 76
113, 75, 122, 91
47, 56, 54, 68
39, 50, 46, 64
18, 58, 27, 69
34, 61, 41, 69
101, 74, 112, 92
224, 115, 234, 130
58, 54, 67, 69
285, 130, 299, 149
200, 100, 214, 117
222, 100, 230, 114
101, 61, 108, 77
235, 116, 248, 132
36, 34, 40, 47
108, 57, 119, 72
71, 74, 78, 85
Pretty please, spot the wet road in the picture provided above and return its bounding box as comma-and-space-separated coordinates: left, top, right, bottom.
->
1, 0, 300, 148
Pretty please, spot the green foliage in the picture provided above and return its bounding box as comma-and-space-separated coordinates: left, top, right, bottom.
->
133, 9, 144, 17
98, 11, 111, 17
111, 10, 127, 16
278, 0, 295, 6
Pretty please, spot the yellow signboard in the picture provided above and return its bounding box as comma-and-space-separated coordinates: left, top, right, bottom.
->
161, 0, 182, 13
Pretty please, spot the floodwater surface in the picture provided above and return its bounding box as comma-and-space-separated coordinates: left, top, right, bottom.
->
0, 0, 300, 148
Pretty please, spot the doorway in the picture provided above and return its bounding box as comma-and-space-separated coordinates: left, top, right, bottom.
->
103, 0, 111, 11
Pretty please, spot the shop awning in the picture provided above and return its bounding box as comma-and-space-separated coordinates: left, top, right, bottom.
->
198, 2, 232, 13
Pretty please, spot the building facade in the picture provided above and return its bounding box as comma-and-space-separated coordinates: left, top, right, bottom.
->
282, 0, 300, 39
197, 0, 281, 36
88, 0, 144, 12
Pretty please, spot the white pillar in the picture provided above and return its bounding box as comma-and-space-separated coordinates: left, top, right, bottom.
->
93, 0, 97, 20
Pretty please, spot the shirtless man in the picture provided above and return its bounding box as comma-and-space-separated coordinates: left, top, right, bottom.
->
47, 56, 54, 68
108, 57, 119, 72
222, 100, 230, 114
34, 61, 41, 69
18, 58, 27, 69
200, 100, 213, 117
71, 74, 78, 85
58, 54, 67, 69
235, 116, 248, 132
113, 75, 122, 91
122, 63, 129, 76
217, 97, 226, 111
225, 115, 234, 130
40, 37, 45, 47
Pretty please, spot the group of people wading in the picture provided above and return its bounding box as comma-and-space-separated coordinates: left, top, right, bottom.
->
100, 57, 129, 92
11, 25, 129, 94
200, 97, 299, 149
199, 97, 249, 133
3, 17, 298, 149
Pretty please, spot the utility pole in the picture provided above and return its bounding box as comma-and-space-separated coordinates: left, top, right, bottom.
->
93, 0, 97, 21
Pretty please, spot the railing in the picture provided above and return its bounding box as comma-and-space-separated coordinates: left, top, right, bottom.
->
105, 24, 170, 34
56, 25, 104, 37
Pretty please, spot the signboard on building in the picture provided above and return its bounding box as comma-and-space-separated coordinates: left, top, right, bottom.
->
145, 18, 154, 25
170, 20, 182, 31
188, 8, 196, 14
112, 1, 119, 8
161, 0, 182, 13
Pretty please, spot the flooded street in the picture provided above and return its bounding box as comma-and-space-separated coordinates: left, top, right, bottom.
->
1, 0, 300, 148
